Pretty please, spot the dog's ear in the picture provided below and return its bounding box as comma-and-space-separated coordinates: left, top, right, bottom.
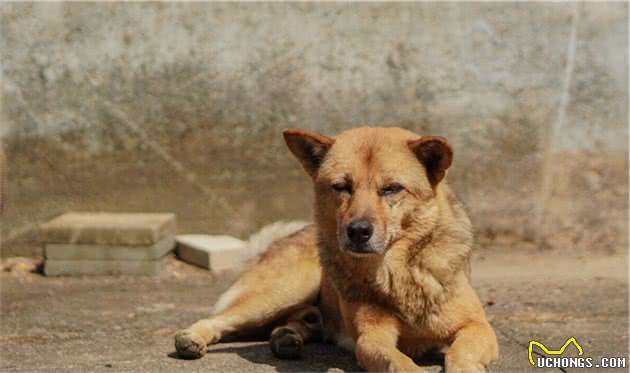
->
283, 129, 334, 177
408, 136, 453, 187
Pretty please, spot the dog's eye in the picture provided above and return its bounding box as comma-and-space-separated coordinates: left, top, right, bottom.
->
332, 183, 352, 194
381, 183, 403, 195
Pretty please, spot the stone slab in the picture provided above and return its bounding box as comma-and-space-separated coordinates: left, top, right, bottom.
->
41, 212, 177, 245
45, 236, 175, 261
176, 234, 245, 272
43, 258, 164, 276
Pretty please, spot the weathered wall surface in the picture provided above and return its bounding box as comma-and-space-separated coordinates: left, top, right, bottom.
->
1, 2, 627, 256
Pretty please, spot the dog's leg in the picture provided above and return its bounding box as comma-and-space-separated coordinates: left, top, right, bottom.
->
269, 304, 323, 359
174, 275, 321, 359
347, 302, 426, 373
444, 321, 498, 373
174, 276, 320, 359
175, 230, 322, 359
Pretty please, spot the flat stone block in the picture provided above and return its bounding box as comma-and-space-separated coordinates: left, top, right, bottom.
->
176, 235, 245, 272
45, 236, 175, 261
44, 258, 164, 276
41, 212, 176, 245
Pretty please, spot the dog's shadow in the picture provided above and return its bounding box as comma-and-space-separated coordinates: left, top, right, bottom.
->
169, 342, 444, 372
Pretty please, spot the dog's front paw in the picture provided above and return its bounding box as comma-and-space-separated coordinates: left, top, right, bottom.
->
386, 359, 426, 373
445, 361, 486, 373
174, 330, 207, 359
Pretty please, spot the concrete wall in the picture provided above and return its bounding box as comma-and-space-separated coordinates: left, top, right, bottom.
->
1, 2, 627, 256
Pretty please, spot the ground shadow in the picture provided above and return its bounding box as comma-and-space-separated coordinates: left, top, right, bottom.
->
213, 342, 361, 372
168, 341, 359, 372
169, 341, 445, 372
414, 349, 445, 372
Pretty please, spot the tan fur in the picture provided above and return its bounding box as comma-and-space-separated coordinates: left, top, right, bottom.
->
175, 127, 498, 372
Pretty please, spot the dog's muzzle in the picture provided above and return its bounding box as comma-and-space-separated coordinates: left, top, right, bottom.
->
341, 219, 384, 256
346, 219, 373, 245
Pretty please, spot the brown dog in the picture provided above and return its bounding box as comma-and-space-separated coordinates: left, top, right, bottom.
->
175, 127, 498, 372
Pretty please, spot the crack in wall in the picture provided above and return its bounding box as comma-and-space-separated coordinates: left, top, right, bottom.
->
533, 3, 581, 249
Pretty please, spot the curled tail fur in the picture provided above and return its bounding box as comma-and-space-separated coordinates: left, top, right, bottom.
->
241, 220, 310, 262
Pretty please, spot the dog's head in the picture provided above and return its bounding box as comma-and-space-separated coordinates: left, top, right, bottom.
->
284, 127, 452, 258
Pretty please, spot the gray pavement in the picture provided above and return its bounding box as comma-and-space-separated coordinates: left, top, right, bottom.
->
1, 250, 628, 372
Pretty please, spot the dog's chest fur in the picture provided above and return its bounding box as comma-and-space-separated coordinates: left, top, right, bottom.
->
321, 238, 460, 331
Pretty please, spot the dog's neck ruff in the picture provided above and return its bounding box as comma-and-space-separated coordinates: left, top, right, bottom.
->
319, 230, 465, 325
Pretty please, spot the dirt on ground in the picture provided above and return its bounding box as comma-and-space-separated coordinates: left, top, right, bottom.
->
0, 247, 628, 372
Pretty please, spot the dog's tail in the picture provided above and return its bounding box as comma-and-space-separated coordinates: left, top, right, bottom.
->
241, 220, 310, 261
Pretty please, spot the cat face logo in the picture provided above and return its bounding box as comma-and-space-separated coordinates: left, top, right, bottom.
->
528, 337, 583, 366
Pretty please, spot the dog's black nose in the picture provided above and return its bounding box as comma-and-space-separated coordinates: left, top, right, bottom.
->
347, 220, 373, 245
